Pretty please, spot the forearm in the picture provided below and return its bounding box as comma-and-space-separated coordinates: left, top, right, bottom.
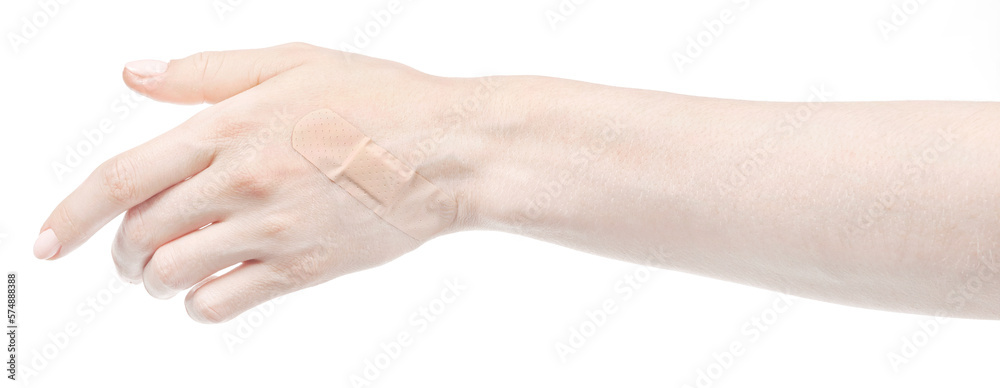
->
445, 75, 1000, 319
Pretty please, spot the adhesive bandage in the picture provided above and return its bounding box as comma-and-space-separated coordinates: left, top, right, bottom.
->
291, 109, 456, 241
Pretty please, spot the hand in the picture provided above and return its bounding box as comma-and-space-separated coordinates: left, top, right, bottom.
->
33, 43, 485, 323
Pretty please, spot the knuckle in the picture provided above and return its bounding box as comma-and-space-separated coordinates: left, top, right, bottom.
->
259, 214, 295, 238
185, 51, 227, 102
100, 156, 141, 206
269, 256, 326, 288
187, 294, 226, 324
189, 51, 217, 83
227, 166, 272, 198
120, 208, 151, 252
149, 248, 184, 290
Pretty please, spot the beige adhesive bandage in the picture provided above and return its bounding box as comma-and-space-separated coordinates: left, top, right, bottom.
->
291, 109, 456, 241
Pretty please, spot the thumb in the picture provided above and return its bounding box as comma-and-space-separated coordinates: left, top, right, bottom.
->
122, 42, 316, 104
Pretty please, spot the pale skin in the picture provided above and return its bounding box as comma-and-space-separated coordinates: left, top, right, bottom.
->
33, 43, 1000, 323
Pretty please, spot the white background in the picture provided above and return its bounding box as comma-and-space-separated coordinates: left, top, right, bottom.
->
1, 0, 999, 387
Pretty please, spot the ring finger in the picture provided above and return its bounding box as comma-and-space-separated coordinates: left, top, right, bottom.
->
112, 166, 235, 282
142, 219, 263, 299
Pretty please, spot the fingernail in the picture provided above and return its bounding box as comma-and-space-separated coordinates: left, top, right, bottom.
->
33, 229, 61, 260
124, 59, 168, 77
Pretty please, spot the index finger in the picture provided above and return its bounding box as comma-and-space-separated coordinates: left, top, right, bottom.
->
33, 121, 216, 260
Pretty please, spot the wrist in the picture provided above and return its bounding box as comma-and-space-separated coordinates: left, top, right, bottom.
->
435, 75, 550, 234
442, 75, 644, 239
403, 74, 611, 237
400, 75, 518, 235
